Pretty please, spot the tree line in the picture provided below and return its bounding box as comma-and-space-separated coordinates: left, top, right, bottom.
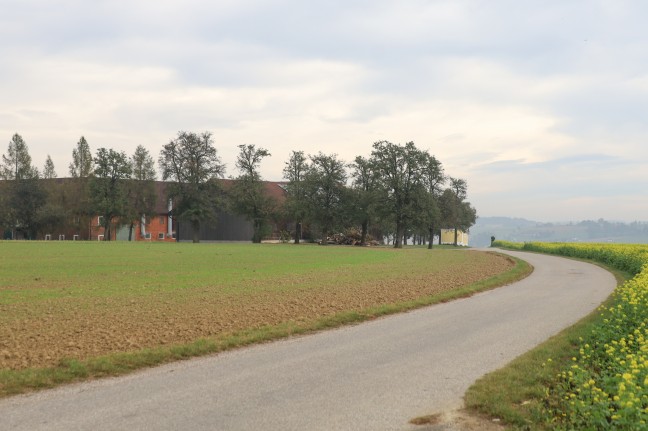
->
0, 132, 476, 247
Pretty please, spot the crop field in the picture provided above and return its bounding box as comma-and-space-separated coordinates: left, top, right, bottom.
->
0, 241, 523, 395
484, 241, 648, 430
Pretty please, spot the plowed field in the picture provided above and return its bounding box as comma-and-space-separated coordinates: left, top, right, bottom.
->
0, 242, 515, 370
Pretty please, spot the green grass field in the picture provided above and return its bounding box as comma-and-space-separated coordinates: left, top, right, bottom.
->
0, 241, 529, 396
0, 242, 500, 304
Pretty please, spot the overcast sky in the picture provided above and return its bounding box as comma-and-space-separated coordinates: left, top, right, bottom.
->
1, 0, 647, 222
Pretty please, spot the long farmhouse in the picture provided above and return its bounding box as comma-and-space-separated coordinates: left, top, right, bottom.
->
2, 178, 289, 242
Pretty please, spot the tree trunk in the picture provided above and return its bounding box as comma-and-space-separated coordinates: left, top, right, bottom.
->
102, 218, 111, 241
252, 219, 262, 243
320, 223, 329, 245
295, 222, 301, 244
191, 220, 200, 243
454, 227, 458, 246
128, 222, 134, 241
394, 223, 404, 248
428, 226, 434, 249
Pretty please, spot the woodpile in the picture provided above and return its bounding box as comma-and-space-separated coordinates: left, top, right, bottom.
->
320, 228, 380, 246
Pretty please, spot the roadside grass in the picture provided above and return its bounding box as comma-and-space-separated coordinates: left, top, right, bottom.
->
0, 241, 530, 397
464, 245, 631, 430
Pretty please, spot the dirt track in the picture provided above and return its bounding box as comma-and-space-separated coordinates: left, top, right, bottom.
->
0, 251, 514, 369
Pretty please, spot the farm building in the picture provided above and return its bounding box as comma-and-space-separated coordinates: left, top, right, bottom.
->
175, 180, 288, 242
1, 178, 288, 242
440, 229, 469, 246
98, 180, 288, 242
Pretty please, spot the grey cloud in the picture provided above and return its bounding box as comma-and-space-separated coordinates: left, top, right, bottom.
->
477, 153, 627, 173
3, 1, 648, 222
471, 153, 646, 206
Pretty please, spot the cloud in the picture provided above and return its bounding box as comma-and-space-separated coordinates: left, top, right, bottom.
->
469, 151, 647, 222
1, 1, 648, 222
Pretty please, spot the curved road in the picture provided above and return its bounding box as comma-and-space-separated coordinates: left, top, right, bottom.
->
0, 249, 616, 431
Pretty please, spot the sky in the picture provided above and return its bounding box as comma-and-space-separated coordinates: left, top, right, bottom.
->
1, 0, 647, 222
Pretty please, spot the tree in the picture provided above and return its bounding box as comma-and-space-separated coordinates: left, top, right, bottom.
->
69, 136, 93, 178
90, 148, 132, 241
439, 188, 459, 245
1, 134, 44, 239
420, 153, 445, 249
458, 201, 478, 237
282, 150, 309, 244
349, 155, 379, 245
39, 177, 81, 239
0, 180, 10, 238
132, 145, 157, 181
11, 178, 47, 239
448, 177, 468, 245
128, 145, 157, 241
449, 177, 467, 201
370, 141, 427, 248
159, 131, 225, 243
228, 144, 275, 243
303, 152, 348, 244
35, 201, 66, 239
1, 133, 39, 180
67, 137, 94, 238
439, 177, 476, 245
43, 155, 57, 179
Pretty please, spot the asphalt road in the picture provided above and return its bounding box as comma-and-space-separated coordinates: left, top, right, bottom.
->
0, 249, 616, 431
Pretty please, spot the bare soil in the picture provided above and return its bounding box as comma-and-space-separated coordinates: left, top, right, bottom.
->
409, 410, 506, 431
0, 251, 514, 370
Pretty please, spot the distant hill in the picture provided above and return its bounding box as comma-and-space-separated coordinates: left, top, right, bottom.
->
469, 217, 648, 247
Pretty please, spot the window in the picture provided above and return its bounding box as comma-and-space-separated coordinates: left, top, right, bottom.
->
97, 216, 104, 226
44, 234, 51, 241
98, 235, 104, 241
158, 233, 165, 240
144, 233, 151, 240
58, 235, 65, 241
160, 216, 165, 225
73, 235, 80, 241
